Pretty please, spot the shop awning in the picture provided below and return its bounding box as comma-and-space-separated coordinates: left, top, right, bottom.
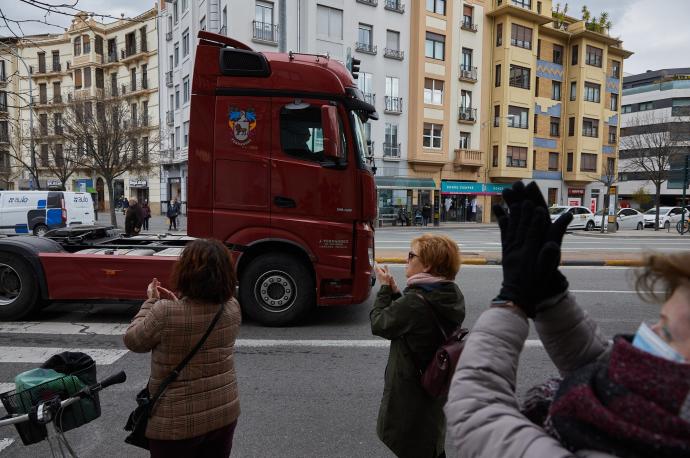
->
375, 177, 437, 190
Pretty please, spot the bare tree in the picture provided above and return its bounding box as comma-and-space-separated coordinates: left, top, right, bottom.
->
61, 93, 159, 226
588, 156, 619, 233
620, 113, 682, 230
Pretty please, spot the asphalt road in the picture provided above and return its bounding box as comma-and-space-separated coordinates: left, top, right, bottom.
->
0, 266, 660, 457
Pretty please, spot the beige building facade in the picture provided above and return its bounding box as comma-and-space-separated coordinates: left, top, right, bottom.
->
0, 8, 161, 212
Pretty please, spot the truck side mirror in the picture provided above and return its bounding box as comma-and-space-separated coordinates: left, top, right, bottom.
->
321, 105, 341, 160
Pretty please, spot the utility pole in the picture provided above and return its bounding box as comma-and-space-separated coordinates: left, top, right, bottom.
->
681, 154, 689, 235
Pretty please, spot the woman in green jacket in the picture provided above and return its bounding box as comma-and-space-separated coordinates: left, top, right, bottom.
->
371, 234, 466, 458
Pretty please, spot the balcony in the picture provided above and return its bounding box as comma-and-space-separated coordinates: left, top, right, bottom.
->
355, 42, 377, 55
356, 0, 378, 5
458, 65, 478, 82
453, 149, 483, 170
32, 95, 49, 106
384, 0, 404, 12
106, 52, 118, 64
166, 110, 174, 126
461, 19, 478, 32
121, 43, 148, 64
165, 31, 172, 41
458, 107, 477, 124
53, 94, 63, 104
384, 96, 403, 114
384, 48, 404, 60
363, 93, 376, 106
166, 71, 173, 87
383, 142, 401, 159
252, 21, 278, 43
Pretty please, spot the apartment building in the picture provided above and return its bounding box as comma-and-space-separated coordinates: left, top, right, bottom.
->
618, 68, 690, 207
158, 0, 409, 215
0, 9, 161, 211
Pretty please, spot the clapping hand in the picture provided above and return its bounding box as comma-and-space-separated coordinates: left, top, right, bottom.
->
375, 264, 399, 294
146, 277, 179, 301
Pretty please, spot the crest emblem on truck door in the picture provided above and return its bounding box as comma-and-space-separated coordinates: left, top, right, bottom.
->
228, 107, 257, 146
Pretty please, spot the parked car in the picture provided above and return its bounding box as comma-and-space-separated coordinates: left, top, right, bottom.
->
548, 205, 596, 230
593, 208, 645, 230
642, 206, 684, 229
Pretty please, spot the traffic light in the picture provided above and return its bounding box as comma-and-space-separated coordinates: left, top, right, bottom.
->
350, 57, 361, 80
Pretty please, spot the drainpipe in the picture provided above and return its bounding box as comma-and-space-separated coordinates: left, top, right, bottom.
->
279, 0, 287, 52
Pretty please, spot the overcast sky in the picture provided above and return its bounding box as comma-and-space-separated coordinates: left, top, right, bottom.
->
1, 0, 687, 76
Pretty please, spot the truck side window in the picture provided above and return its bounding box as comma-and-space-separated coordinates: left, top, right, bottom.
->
280, 106, 325, 162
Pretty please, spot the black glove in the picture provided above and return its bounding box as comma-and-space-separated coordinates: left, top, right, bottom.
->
492, 182, 572, 316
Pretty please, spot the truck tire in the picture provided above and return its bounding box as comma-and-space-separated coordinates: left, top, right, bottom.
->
33, 224, 49, 237
0, 253, 41, 320
239, 253, 315, 326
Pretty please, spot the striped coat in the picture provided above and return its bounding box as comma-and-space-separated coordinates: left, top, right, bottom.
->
124, 297, 241, 440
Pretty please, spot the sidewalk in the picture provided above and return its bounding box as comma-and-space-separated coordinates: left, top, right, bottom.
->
571, 228, 689, 239
96, 211, 187, 234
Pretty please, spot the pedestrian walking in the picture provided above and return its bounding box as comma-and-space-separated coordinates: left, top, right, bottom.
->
124, 239, 242, 458
445, 181, 690, 457
124, 198, 143, 236
142, 199, 152, 231
167, 198, 181, 231
122, 195, 130, 216
422, 204, 431, 226
371, 234, 465, 458
470, 198, 477, 222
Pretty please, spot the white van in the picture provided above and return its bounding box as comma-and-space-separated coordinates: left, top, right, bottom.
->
0, 191, 94, 236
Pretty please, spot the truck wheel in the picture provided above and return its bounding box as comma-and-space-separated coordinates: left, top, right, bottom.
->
0, 254, 41, 320
33, 224, 49, 237
239, 253, 315, 326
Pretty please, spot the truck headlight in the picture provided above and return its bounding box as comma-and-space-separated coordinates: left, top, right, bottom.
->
368, 247, 374, 267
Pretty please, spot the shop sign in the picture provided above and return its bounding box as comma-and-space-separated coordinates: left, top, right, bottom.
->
441, 181, 512, 195
47, 179, 61, 187
484, 183, 511, 194
129, 178, 148, 188
568, 188, 585, 196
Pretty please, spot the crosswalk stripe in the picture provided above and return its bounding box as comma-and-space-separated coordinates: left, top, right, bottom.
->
0, 347, 127, 365
0, 438, 14, 453
0, 322, 128, 336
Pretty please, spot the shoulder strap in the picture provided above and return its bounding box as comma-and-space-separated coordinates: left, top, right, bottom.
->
412, 291, 449, 341
149, 304, 225, 408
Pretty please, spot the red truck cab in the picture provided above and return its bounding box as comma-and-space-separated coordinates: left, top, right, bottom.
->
188, 33, 377, 324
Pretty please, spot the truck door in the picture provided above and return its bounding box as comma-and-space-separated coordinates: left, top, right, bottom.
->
270, 98, 358, 271
211, 96, 271, 240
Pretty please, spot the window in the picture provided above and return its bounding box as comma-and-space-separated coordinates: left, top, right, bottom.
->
182, 28, 190, 56
385, 76, 401, 111
585, 46, 603, 67
317, 5, 343, 40
280, 106, 328, 162
426, 0, 446, 15
463, 5, 474, 28
582, 118, 599, 137
175, 85, 180, 108
52, 82, 60, 102
183, 121, 189, 147
547, 188, 558, 206
537, 39, 541, 59
425, 32, 445, 60
534, 114, 538, 134
256, 1, 275, 32
508, 105, 529, 129
459, 132, 470, 149
142, 137, 149, 162
84, 67, 91, 88
130, 68, 136, 91
53, 113, 62, 134
495, 64, 501, 87
622, 104, 633, 114
533, 149, 537, 169
568, 117, 575, 136
173, 1, 179, 23
174, 43, 179, 66
181, 0, 188, 12
552, 81, 561, 100
611, 60, 621, 78
607, 158, 616, 173
639, 101, 653, 111
52, 51, 60, 71
384, 123, 400, 157
492, 145, 499, 167
386, 30, 400, 51
509, 65, 530, 89
496, 23, 503, 46
567, 152, 573, 171
357, 72, 374, 97
74, 69, 82, 88
584, 82, 601, 103
550, 117, 560, 136
461, 90, 472, 109
553, 44, 563, 64
74, 37, 81, 56
40, 144, 49, 166
183, 76, 190, 103
549, 152, 559, 171
175, 126, 181, 150
535, 77, 540, 97
512, 0, 532, 8
610, 93, 618, 111
511, 24, 532, 50
580, 153, 597, 172
608, 126, 617, 144
570, 81, 577, 101
494, 105, 500, 127
506, 146, 527, 167
357, 24, 374, 53
461, 48, 473, 69
571, 45, 578, 65
423, 123, 442, 149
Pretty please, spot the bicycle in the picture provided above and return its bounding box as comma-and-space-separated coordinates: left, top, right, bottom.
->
677, 218, 690, 234
0, 369, 126, 457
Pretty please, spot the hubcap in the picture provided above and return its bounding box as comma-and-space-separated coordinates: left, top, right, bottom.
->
254, 270, 297, 313
0, 263, 21, 306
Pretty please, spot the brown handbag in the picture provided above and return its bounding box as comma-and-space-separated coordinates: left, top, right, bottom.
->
406, 292, 469, 398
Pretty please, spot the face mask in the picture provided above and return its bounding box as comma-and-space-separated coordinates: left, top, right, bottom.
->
632, 322, 686, 363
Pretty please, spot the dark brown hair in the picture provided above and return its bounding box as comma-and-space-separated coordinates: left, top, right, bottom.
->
635, 253, 690, 303
412, 234, 461, 280
171, 239, 237, 304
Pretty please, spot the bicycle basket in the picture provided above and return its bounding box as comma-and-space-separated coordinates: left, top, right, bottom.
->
0, 363, 101, 445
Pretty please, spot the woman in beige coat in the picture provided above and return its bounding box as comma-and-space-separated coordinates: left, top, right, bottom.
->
124, 239, 241, 457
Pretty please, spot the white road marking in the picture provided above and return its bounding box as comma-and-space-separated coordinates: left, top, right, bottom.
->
0, 438, 14, 453
0, 347, 127, 365
0, 322, 128, 336
235, 339, 544, 349
0, 383, 13, 394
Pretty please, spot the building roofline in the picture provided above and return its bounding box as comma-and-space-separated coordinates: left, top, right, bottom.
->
623, 68, 690, 83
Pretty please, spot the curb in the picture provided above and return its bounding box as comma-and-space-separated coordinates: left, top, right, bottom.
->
375, 258, 643, 267
375, 257, 489, 265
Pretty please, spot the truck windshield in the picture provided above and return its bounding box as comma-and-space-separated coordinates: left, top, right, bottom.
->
350, 111, 372, 171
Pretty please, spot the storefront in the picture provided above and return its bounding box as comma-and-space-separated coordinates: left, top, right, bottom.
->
129, 178, 149, 204
441, 181, 511, 222
567, 187, 585, 206
375, 176, 437, 224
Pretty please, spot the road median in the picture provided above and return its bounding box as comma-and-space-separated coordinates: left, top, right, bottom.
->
375, 257, 644, 267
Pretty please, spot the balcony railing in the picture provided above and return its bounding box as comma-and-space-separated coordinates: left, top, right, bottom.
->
166, 110, 174, 126
383, 142, 401, 159
363, 93, 376, 106
461, 19, 478, 32
252, 21, 278, 43
166, 31, 172, 41
54, 126, 63, 135
384, 96, 403, 113
384, 48, 404, 60
458, 107, 477, 123
454, 149, 483, 168
107, 52, 118, 63
459, 65, 478, 82
608, 133, 617, 144
355, 42, 377, 54
166, 71, 173, 87
53, 95, 62, 104
52, 63, 62, 72
511, 0, 531, 10
356, 0, 378, 6
384, 0, 404, 12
